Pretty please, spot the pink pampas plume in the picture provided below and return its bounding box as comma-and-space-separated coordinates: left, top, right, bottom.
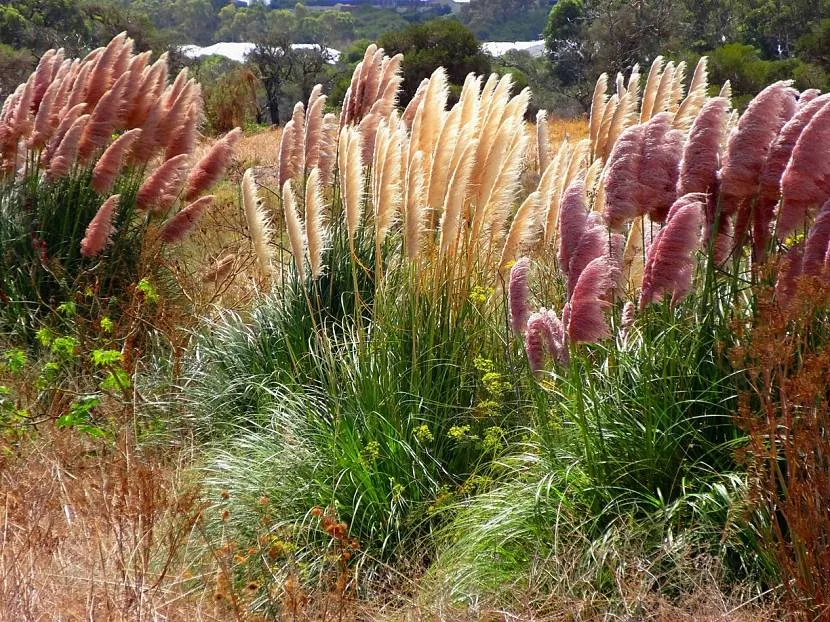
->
558, 179, 588, 273
640, 194, 704, 310
84, 33, 127, 108
567, 225, 609, 298
91, 128, 142, 194
603, 123, 645, 231
165, 103, 199, 159
799, 89, 821, 107
159, 195, 214, 244
40, 103, 86, 167
620, 301, 636, 337
779, 99, 830, 237
638, 113, 683, 223
28, 77, 63, 149
754, 94, 830, 254
509, 257, 531, 335
10, 74, 36, 139
567, 255, 617, 343
131, 102, 163, 164
183, 127, 241, 201
678, 97, 729, 197
46, 114, 89, 180
525, 312, 547, 373
31, 49, 59, 110
719, 81, 798, 217
803, 200, 830, 276
775, 243, 804, 306
525, 308, 568, 373
136, 153, 190, 211
78, 73, 130, 162
80, 194, 120, 257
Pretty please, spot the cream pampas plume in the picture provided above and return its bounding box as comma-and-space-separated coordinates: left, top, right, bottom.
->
317, 113, 339, 186
541, 140, 572, 244
719, 81, 732, 100
652, 61, 675, 116
291, 102, 306, 176
674, 57, 708, 129
640, 194, 704, 309
278, 119, 296, 188
242, 168, 274, 276
500, 192, 541, 269
594, 94, 619, 162
604, 90, 640, 161
305, 168, 326, 279
678, 97, 729, 197
402, 78, 429, 131
375, 123, 403, 249
282, 180, 306, 282
405, 150, 427, 259
640, 56, 665, 121
340, 127, 364, 243
91, 128, 142, 193
80, 194, 119, 257
589, 73, 609, 159
136, 153, 190, 211
669, 61, 686, 112
778, 98, 830, 237
536, 110, 549, 172
803, 200, 830, 276
480, 125, 529, 249
184, 127, 241, 201
566, 255, 616, 343
304, 89, 326, 170
426, 106, 460, 218
438, 139, 478, 256
719, 81, 798, 217
508, 257, 531, 335
622, 216, 646, 293
159, 195, 214, 244
46, 114, 89, 180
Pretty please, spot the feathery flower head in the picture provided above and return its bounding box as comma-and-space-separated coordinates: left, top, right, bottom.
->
80, 195, 120, 257
183, 127, 241, 201
159, 195, 214, 244
508, 257, 531, 335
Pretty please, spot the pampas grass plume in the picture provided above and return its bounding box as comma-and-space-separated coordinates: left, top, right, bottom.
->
80, 194, 119, 257
136, 153, 190, 211
567, 255, 616, 343
242, 168, 274, 276
92, 128, 142, 193
184, 127, 241, 201
46, 114, 89, 180
282, 180, 306, 282
508, 257, 531, 335
305, 168, 326, 279
159, 195, 214, 244
640, 194, 704, 309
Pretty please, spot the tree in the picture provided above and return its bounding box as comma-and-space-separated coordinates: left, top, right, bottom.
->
378, 19, 491, 106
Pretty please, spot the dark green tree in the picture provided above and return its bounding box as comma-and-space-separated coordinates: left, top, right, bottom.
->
378, 19, 491, 106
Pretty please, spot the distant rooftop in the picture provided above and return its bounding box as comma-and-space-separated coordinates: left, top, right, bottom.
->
180, 40, 546, 63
